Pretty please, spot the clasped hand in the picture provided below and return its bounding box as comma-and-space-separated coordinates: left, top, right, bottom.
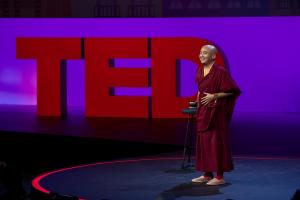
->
201, 92, 216, 106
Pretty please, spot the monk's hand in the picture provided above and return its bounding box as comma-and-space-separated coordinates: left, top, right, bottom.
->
201, 92, 216, 106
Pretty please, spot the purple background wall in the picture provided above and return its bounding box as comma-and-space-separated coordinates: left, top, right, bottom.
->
0, 18, 300, 114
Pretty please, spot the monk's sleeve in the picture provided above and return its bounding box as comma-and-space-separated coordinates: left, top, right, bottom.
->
219, 69, 241, 96
219, 69, 241, 121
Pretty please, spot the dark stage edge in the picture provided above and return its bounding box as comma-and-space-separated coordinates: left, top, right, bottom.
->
32, 156, 300, 200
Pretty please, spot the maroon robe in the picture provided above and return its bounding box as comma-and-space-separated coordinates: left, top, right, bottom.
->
195, 63, 241, 172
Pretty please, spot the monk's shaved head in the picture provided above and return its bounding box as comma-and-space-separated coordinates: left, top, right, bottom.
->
202, 45, 218, 55
199, 44, 218, 65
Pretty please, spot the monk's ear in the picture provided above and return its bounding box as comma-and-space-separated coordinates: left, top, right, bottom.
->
212, 54, 216, 59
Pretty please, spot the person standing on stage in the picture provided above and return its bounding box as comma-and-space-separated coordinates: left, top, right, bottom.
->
192, 44, 241, 186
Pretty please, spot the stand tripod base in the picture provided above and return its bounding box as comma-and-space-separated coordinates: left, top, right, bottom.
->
181, 162, 195, 171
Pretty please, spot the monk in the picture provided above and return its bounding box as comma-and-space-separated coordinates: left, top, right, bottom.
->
192, 45, 241, 186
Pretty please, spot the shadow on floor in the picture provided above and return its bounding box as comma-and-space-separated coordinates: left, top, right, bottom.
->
156, 182, 231, 200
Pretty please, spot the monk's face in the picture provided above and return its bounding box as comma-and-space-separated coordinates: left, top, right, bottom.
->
199, 46, 216, 65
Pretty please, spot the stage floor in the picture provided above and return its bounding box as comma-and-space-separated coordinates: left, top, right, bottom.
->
32, 156, 300, 200
1, 105, 300, 157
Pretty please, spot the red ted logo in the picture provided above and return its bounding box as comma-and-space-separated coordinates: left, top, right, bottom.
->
16, 38, 225, 118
